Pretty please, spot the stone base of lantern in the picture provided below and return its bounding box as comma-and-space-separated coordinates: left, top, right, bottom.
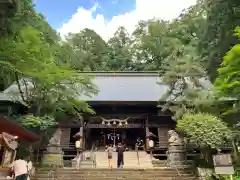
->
42, 152, 63, 167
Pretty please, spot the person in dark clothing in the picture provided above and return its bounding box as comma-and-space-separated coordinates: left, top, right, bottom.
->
116, 142, 125, 168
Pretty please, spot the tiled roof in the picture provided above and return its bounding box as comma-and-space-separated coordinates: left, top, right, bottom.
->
0, 72, 213, 102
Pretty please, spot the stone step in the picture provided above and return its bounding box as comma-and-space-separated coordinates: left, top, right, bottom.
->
36, 168, 195, 174
36, 178, 197, 180
37, 173, 194, 178
37, 167, 194, 170
35, 168, 197, 180
36, 174, 196, 178
36, 176, 196, 180
95, 151, 153, 168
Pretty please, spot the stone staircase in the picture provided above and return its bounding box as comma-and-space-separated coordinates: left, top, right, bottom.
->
34, 167, 198, 180
124, 151, 140, 168
138, 151, 153, 168
95, 151, 153, 168
71, 151, 96, 168
95, 151, 114, 168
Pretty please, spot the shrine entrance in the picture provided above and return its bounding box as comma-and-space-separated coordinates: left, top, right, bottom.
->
103, 128, 123, 147
86, 127, 145, 150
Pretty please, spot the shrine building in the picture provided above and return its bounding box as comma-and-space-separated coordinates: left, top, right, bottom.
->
57, 72, 214, 161
0, 72, 219, 163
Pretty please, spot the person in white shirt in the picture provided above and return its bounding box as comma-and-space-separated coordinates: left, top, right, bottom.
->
9, 157, 28, 180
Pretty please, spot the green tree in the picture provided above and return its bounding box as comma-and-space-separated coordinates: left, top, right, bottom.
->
106, 26, 134, 71
199, 0, 240, 81
0, 26, 97, 129
65, 28, 108, 71
160, 45, 210, 119
132, 20, 179, 71
130, 1, 205, 71
0, 0, 61, 90
214, 27, 240, 113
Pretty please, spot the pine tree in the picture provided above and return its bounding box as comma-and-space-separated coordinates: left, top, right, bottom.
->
160, 46, 211, 119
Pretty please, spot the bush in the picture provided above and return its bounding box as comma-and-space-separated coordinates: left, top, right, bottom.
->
177, 112, 232, 148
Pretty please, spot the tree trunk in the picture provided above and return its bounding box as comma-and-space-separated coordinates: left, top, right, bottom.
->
232, 139, 239, 162
15, 72, 26, 102
36, 105, 41, 116
201, 147, 213, 166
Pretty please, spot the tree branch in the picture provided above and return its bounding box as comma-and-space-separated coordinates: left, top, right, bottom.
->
14, 72, 26, 102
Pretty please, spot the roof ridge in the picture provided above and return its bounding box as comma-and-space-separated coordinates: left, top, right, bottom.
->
78, 71, 160, 76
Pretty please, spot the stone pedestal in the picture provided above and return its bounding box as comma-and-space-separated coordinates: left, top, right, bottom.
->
167, 143, 186, 168
42, 152, 63, 167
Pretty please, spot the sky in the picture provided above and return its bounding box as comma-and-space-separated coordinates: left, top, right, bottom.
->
35, 0, 197, 41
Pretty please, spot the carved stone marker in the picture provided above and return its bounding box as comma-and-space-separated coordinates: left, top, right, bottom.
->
213, 154, 234, 175
42, 128, 63, 166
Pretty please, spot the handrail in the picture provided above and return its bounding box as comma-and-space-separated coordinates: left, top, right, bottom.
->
75, 143, 96, 168
90, 143, 96, 168
135, 143, 140, 167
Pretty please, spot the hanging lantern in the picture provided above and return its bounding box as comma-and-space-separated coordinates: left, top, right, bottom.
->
113, 121, 116, 125
107, 121, 111, 126
102, 121, 105, 124
125, 121, 128, 125
119, 122, 122, 126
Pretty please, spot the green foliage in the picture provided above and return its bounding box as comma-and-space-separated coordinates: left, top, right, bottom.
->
106, 27, 134, 70
199, 0, 240, 81
160, 46, 210, 119
151, 1, 213, 120
58, 1, 206, 72
63, 28, 109, 71
132, 20, 178, 70
0, 0, 97, 130
0, 26, 98, 119
177, 112, 232, 148
214, 27, 240, 114
19, 114, 56, 130
0, 0, 238, 136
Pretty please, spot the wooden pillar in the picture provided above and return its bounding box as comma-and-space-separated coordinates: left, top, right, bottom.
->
83, 128, 86, 149
78, 127, 83, 149
158, 128, 161, 145
145, 116, 149, 150
103, 135, 106, 146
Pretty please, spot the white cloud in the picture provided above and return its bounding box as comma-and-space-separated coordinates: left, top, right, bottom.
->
58, 0, 197, 41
